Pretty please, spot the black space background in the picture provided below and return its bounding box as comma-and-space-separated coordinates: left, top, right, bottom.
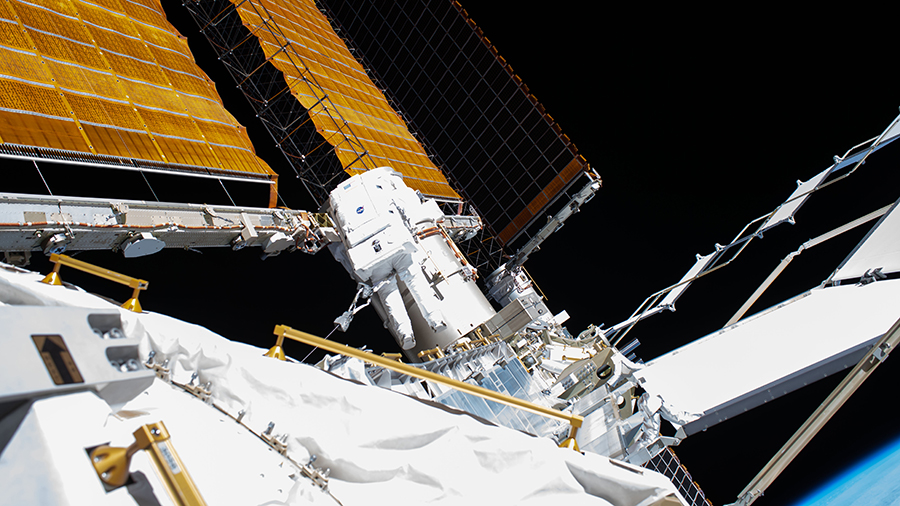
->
5, 3, 900, 505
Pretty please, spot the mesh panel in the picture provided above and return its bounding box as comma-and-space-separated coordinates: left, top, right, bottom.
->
644, 447, 713, 506
322, 1, 591, 247
226, 0, 459, 199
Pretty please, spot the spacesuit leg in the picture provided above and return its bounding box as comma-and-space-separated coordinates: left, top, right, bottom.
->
398, 268, 447, 331
376, 276, 416, 350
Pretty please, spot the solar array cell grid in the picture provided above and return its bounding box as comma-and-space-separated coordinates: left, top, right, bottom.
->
0, 0, 275, 180
121, 0, 165, 29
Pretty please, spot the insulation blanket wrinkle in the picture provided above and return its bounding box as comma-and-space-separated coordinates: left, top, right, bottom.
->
135, 311, 679, 505
0, 263, 682, 505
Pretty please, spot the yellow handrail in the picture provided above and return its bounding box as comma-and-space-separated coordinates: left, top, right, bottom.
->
271, 325, 583, 450
41, 253, 148, 312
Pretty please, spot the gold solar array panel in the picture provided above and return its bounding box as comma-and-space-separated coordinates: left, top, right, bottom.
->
0, 0, 275, 181
229, 0, 460, 200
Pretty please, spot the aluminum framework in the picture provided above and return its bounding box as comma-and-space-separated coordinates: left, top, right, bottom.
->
178, 1, 597, 272
182, 0, 374, 205
321, 1, 593, 265
609, 112, 900, 345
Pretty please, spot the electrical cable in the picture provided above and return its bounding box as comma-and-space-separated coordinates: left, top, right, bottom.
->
301, 324, 341, 363
34, 161, 53, 196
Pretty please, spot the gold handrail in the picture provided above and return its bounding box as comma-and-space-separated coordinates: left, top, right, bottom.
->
271, 325, 583, 450
41, 253, 148, 312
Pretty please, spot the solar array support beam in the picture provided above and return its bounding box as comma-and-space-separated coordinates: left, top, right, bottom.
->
729, 315, 900, 506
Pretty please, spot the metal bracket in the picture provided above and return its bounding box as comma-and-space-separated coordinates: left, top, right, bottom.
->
145, 351, 170, 382
261, 421, 288, 455
184, 372, 212, 403
859, 267, 886, 285
90, 421, 207, 505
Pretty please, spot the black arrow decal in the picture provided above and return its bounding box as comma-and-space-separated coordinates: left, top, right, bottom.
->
33, 335, 84, 385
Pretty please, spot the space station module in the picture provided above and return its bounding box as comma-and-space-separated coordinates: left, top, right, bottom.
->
326, 167, 496, 358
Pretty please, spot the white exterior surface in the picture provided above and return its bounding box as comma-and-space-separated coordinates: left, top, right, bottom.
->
637, 279, 900, 432
658, 252, 717, 308
0, 263, 684, 506
761, 168, 830, 231
831, 199, 900, 281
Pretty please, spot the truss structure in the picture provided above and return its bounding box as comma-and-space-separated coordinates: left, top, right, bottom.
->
182, 0, 373, 204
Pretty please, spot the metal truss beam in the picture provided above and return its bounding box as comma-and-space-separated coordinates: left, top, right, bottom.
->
0, 192, 335, 259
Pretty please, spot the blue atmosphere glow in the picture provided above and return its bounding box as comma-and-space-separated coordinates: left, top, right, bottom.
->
793, 433, 900, 506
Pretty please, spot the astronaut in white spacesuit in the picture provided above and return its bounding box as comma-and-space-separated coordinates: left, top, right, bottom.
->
328, 168, 448, 350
